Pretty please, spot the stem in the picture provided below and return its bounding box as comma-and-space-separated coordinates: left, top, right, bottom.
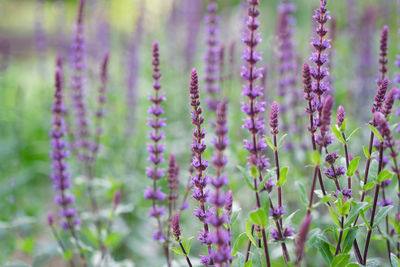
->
381, 188, 392, 264
178, 240, 193, 267
50, 226, 77, 267
335, 217, 344, 256
342, 133, 351, 189
261, 227, 271, 267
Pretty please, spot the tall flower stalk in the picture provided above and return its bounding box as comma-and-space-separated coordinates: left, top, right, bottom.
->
209, 101, 232, 266
144, 41, 170, 266
51, 59, 86, 267
241, 0, 271, 265
204, 0, 220, 112
172, 214, 193, 267
189, 69, 213, 265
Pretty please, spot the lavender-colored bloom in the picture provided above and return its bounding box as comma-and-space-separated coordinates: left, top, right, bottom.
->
271, 226, 294, 241
325, 150, 339, 165
295, 214, 312, 265
378, 198, 394, 207
224, 190, 233, 215
377, 25, 389, 84
371, 79, 389, 114
70, 0, 91, 162
317, 95, 334, 146
125, 3, 144, 137
208, 101, 231, 265
336, 105, 345, 128
146, 42, 166, 241
167, 154, 179, 209
269, 101, 279, 134
47, 211, 54, 227
383, 87, 396, 117
189, 69, 212, 250
172, 214, 181, 240
324, 165, 345, 179
374, 112, 391, 138
51, 61, 79, 230
334, 188, 353, 200
270, 206, 287, 220
203, 0, 220, 111
241, 0, 268, 171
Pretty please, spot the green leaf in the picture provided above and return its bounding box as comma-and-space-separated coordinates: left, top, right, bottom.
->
328, 206, 340, 227
237, 166, 256, 191
277, 167, 288, 186
296, 182, 308, 205
317, 237, 334, 265
230, 209, 241, 226
104, 232, 122, 247
338, 201, 351, 217
265, 136, 276, 150
369, 160, 379, 181
363, 146, 371, 159
251, 165, 259, 178
340, 118, 347, 132
277, 134, 288, 149
249, 208, 268, 227
232, 233, 247, 256
172, 247, 183, 256
181, 237, 193, 254
331, 125, 346, 144
362, 182, 375, 191
63, 250, 72, 260
245, 220, 257, 247
360, 208, 371, 230
331, 254, 350, 267
312, 151, 321, 165
347, 127, 360, 141
342, 228, 358, 254
19, 237, 35, 255
373, 205, 393, 228
245, 259, 253, 267
367, 124, 384, 142
391, 253, 400, 267
376, 169, 393, 183
346, 157, 360, 177
345, 202, 368, 228
347, 264, 360, 267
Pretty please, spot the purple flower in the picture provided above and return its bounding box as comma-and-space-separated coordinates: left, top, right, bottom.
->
51, 60, 79, 230
47, 211, 54, 227
189, 69, 212, 249
378, 25, 389, 83
270, 206, 287, 220
337, 105, 345, 128
378, 198, 393, 207
383, 87, 396, 117
271, 226, 295, 241
167, 154, 179, 205
269, 101, 279, 135
374, 112, 391, 138
323, 166, 345, 179
172, 214, 181, 240
372, 79, 389, 114
203, 0, 220, 111
295, 214, 312, 265
334, 188, 353, 201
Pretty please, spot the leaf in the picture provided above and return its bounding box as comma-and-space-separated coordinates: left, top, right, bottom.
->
347, 264, 360, 267
328, 206, 340, 227
347, 127, 360, 141
369, 160, 379, 181
265, 136, 276, 150
376, 169, 393, 183
373, 205, 393, 228
19, 237, 35, 255
391, 253, 400, 267
312, 151, 321, 165
104, 232, 122, 247
342, 227, 358, 254
230, 209, 241, 226
317, 237, 334, 265
331, 254, 350, 267
284, 209, 299, 226
181, 237, 193, 254
63, 250, 72, 260
251, 165, 259, 178
245, 259, 253, 267
277, 167, 288, 186
345, 202, 368, 228
363, 146, 371, 159
346, 157, 360, 177
331, 125, 346, 144
277, 134, 287, 149
249, 208, 268, 227
232, 233, 247, 256
362, 182, 375, 192
245, 220, 257, 247
367, 124, 384, 142
340, 118, 347, 132
360, 208, 371, 230
296, 182, 308, 205
338, 201, 351, 217
171, 247, 183, 256
237, 166, 256, 191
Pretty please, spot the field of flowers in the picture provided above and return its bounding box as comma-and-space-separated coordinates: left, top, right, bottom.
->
1, 0, 400, 266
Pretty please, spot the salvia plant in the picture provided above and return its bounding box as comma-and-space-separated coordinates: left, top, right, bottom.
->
4, 0, 400, 266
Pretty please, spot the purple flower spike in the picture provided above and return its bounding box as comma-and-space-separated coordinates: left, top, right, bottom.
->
189, 69, 212, 251
372, 79, 389, 114
70, 0, 91, 162
204, 0, 220, 111
337, 105, 345, 128
51, 60, 79, 230
383, 87, 396, 117
241, 0, 268, 172
295, 214, 312, 265
172, 214, 181, 240
146, 42, 166, 242
373, 112, 391, 138
167, 154, 179, 209
378, 198, 393, 207
269, 101, 279, 135
320, 95, 334, 138
310, 0, 331, 114
208, 101, 231, 265
378, 25, 389, 83
47, 211, 54, 227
